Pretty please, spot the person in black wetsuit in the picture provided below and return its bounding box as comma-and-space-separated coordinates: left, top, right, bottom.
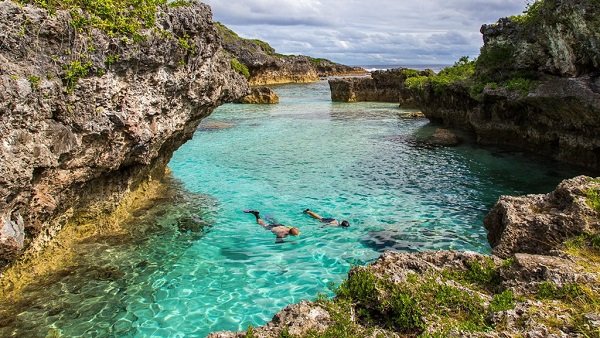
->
303, 209, 350, 227
244, 210, 300, 241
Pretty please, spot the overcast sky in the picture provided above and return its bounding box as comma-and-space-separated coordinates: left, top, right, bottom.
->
203, 0, 530, 66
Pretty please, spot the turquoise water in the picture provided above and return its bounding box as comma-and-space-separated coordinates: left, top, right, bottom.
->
0, 81, 585, 337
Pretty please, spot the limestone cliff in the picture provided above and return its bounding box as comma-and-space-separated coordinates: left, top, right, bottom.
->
329, 68, 433, 104
216, 23, 365, 86
211, 176, 600, 337
0, 0, 248, 267
414, 0, 600, 169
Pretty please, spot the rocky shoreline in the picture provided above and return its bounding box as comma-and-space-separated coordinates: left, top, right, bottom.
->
211, 176, 600, 337
216, 23, 366, 86
0, 0, 247, 268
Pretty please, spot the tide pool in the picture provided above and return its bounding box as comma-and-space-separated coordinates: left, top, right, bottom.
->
0, 81, 583, 337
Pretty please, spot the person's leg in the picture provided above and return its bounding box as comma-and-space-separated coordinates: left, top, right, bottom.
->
304, 209, 323, 220
244, 210, 266, 226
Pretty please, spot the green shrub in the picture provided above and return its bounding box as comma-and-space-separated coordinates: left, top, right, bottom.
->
177, 34, 197, 55
586, 188, 600, 213
490, 290, 515, 312
505, 77, 535, 94
405, 75, 430, 91
400, 68, 421, 78
18, 0, 166, 38
168, 0, 191, 7
230, 58, 250, 79
537, 282, 586, 302
63, 60, 92, 91
27, 75, 41, 89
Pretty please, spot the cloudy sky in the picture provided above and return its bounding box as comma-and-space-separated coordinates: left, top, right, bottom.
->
203, 0, 530, 66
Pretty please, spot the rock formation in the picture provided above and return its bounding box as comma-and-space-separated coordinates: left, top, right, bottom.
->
329, 68, 433, 104
236, 86, 279, 104
210, 176, 600, 337
485, 176, 600, 258
0, 0, 248, 267
216, 23, 365, 86
414, 0, 600, 169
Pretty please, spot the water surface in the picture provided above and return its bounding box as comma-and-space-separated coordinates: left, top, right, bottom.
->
0, 81, 584, 337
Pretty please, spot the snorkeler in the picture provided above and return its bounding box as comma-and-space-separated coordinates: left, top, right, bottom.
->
303, 209, 350, 227
244, 210, 300, 241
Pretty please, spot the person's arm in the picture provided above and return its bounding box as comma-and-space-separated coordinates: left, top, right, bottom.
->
257, 218, 267, 227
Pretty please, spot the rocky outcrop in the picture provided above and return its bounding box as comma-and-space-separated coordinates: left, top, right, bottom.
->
0, 1, 248, 267
236, 86, 279, 104
211, 176, 600, 337
416, 0, 600, 169
216, 23, 365, 85
329, 68, 433, 104
485, 176, 600, 258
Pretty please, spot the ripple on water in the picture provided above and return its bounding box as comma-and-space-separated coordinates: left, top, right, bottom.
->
0, 81, 587, 337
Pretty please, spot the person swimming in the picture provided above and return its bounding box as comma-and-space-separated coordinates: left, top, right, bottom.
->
303, 209, 350, 227
244, 210, 300, 241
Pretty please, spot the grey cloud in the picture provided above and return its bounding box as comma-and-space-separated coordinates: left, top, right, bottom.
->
204, 0, 529, 65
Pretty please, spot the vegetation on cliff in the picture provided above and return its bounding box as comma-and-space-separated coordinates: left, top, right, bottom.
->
11, 0, 201, 91
406, 0, 599, 101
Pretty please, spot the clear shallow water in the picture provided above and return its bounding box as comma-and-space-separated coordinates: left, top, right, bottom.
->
0, 81, 586, 337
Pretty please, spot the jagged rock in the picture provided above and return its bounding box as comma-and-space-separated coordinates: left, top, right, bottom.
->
428, 128, 462, 146
237, 86, 279, 104
500, 253, 597, 294
329, 68, 432, 104
484, 176, 600, 258
207, 301, 332, 338
0, 0, 248, 267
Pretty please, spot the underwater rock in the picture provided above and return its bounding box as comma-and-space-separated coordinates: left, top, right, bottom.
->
198, 121, 236, 131
237, 86, 280, 104
0, 0, 248, 267
428, 128, 462, 147
485, 176, 600, 258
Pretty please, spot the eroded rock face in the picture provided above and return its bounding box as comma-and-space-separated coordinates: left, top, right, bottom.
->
237, 86, 279, 104
484, 176, 600, 258
417, 0, 600, 169
329, 68, 433, 104
0, 0, 248, 267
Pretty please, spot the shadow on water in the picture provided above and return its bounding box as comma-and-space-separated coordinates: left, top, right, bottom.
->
0, 176, 218, 338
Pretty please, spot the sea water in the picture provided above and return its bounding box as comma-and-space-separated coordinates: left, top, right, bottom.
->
0, 81, 585, 337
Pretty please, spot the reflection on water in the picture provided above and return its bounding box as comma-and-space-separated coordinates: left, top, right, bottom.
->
0, 80, 589, 337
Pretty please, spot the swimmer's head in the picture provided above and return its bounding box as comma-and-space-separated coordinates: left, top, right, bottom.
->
341, 220, 350, 227
289, 227, 300, 236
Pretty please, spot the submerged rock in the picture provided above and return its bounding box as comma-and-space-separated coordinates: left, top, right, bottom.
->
428, 128, 462, 146
0, 0, 248, 267
237, 86, 280, 104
